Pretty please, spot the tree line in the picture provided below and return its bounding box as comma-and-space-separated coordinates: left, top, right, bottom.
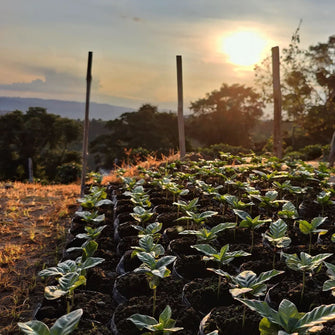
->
1, 31, 335, 182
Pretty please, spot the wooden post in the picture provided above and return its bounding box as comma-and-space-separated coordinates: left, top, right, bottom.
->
176, 55, 186, 159
80, 51, 93, 197
28, 157, 33, 183
272, 46, 282, 158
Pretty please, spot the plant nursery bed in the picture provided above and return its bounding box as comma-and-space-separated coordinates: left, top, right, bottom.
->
26, 157, 335, 335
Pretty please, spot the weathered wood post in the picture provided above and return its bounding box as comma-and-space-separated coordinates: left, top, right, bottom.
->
80, 51, 93, 197
272, 46, 282, 158
176, 55, 186, 159
28, 157, 33, 183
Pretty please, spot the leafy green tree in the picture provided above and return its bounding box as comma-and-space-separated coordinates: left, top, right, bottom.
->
90, 104, 182, 168
0, 108, 82, 181
255, 26, 335, 146
187, 83, 264, 147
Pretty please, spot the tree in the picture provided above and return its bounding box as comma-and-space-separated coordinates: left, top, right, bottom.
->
187, 83, 264, 147
90, 104, 181, 168
0, 108, 82, 181
255, 26, 335, 146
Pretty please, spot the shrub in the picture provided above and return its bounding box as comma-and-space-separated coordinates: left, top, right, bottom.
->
56, 162, 81, 184
197, 143, 250, 159
302, 144, 323, 160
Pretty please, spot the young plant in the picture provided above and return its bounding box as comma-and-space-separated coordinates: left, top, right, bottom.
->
192, 243, 250, 297
176, 209, 218, 229
315, 191, 335, 216
298, 216, 328, 253
18, 309, 83, 335
262, 219, 291, 268
127, 305, 183, 334
195, 180, 223, 197
131, 234, 165, 258
74, 210, 105, 224
131, 206, 154, 226
77, 186, 112, 209
165, 182, 189, 202
234, 209, 271, 251
210, 269, 284, 298
39, 255, 105, 312
132, 221, 163, 241
179, 222, 236, 243
121, 176, 145, 191
73, 225, 107, 248
282, 251, 332, 300
237, 298, 335, 335
223, 194, 254, 211
272, 180, 304, 199
277, 201, 299, 220
173, 197, 199, 217
210, 269, 284, 327
124, 185, 151, 208
134, 252, 176, 315
87, 171, 103, 185
250, 190, 286, 214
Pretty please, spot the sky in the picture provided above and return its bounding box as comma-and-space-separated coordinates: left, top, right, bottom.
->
1, 0, 335, 112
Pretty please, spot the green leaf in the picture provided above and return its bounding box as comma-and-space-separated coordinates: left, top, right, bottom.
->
259, 317, 280, 335
58, 272, 85, 292
276, 299, 301, 332
95, 199, 113, 207
324, 261, 335, 277
229, 287, 253, 297
257, 269, 285, 285
322, 279, 335, 292
127, 314, 158, 330
152, 267, 171, 279
233, 209, 250, 220
82, 240, 98, 258
191, 243, 218, 256
236, 298, 278, 324
137, 252, 156, 268
17, 321, 50, 335
145, 222, 163, 234
50, 309, 83, 335
159, 305, 172, 324
299, 220, 313, 235
44, 286, 67, 300
80, 256, 105, 270
211, 222, 236, 234
156, 255, 176, 268
269, 219, 288, 238
38, 260, 77, 277
297, 303, 335, 330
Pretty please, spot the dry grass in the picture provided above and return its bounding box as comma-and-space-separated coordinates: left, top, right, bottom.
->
0, 181, 80, 334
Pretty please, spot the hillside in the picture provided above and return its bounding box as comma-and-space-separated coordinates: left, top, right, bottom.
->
0, 97, 130, 121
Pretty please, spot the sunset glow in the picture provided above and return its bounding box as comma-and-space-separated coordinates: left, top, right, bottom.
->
221, 31, 268, 67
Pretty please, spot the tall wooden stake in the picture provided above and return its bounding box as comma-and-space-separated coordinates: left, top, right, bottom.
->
80, 51, 93, 197
272, 46, 282, 158
176, 55, 186, 159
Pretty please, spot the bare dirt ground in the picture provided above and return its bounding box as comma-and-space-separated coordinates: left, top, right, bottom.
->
0, 182, 80, 334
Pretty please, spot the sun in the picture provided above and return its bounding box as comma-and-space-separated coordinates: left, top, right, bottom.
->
220, 30, 268, 67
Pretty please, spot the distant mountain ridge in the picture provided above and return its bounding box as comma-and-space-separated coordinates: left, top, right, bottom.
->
0, 97, 131, 120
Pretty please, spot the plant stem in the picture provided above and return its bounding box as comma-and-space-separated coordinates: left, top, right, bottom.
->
153, 287, 157, 316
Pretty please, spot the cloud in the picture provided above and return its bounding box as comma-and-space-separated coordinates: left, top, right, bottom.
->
0, 68, 100, 97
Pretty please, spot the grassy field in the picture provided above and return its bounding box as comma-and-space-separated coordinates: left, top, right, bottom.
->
0, 182, 80, 334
